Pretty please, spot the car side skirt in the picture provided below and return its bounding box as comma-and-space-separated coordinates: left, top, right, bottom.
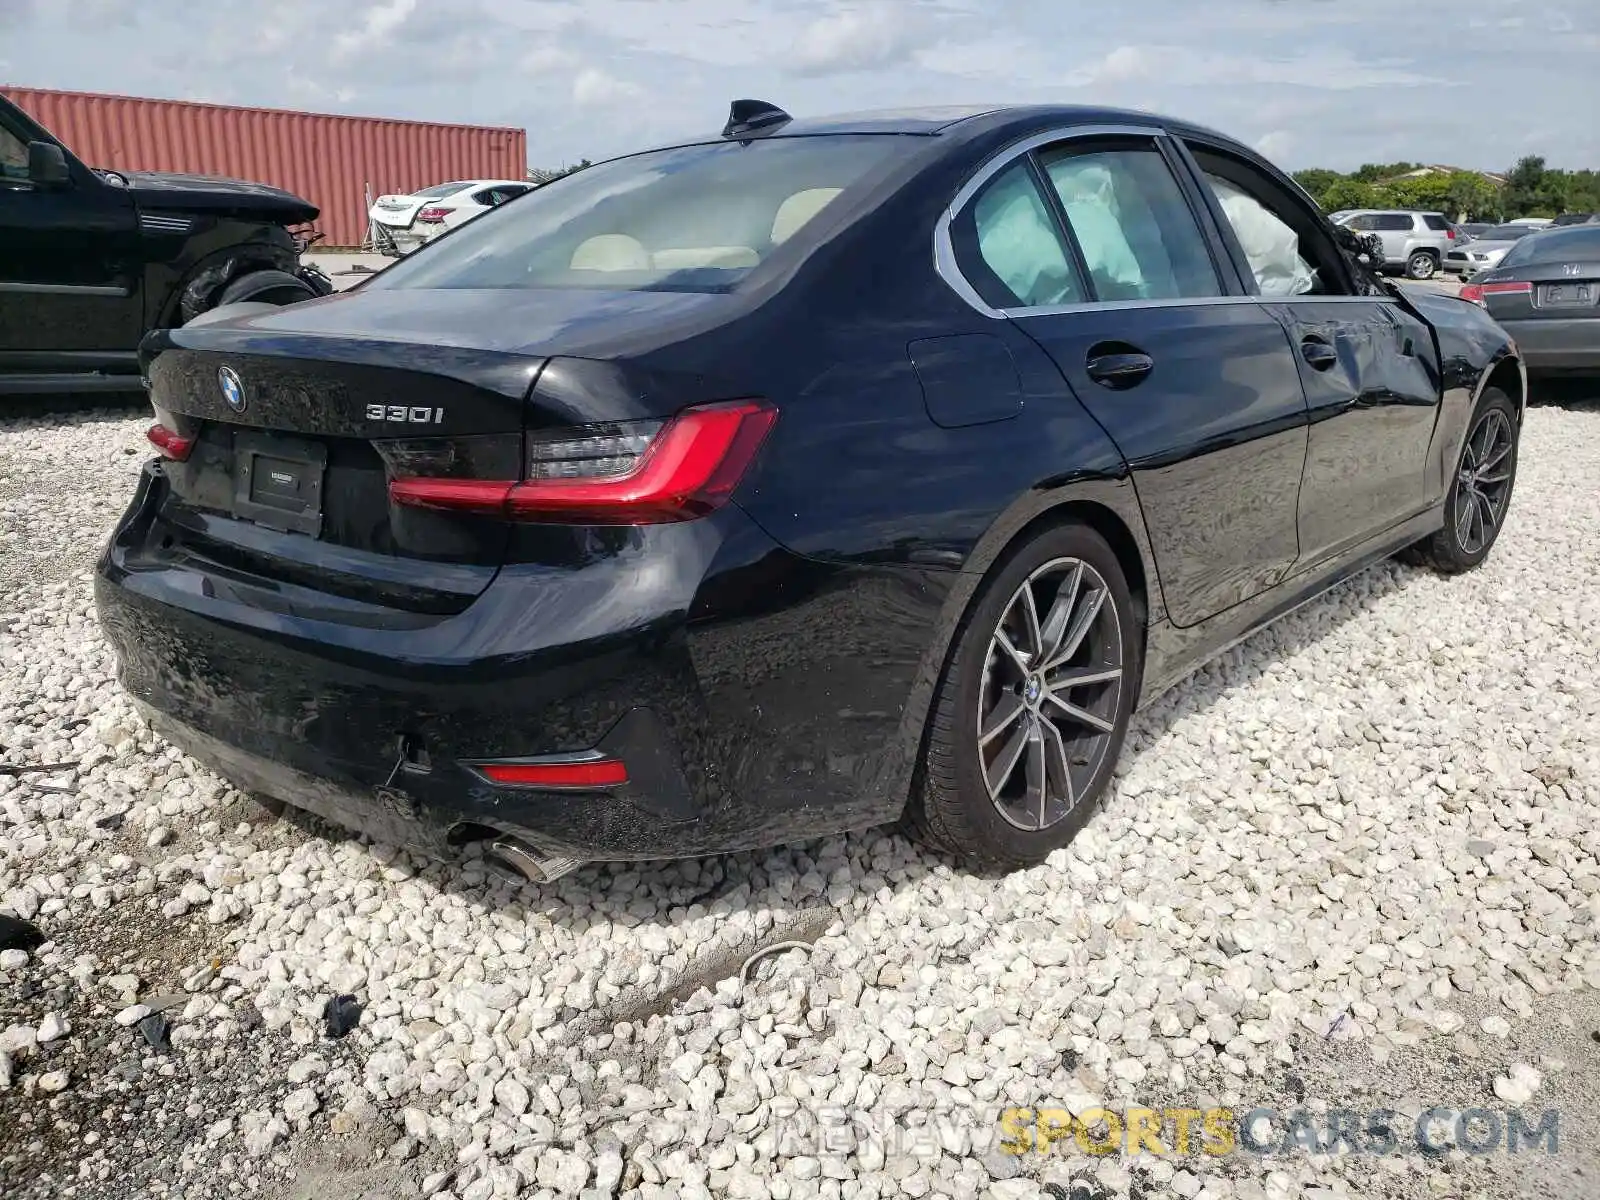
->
1139, 502, 1444, 705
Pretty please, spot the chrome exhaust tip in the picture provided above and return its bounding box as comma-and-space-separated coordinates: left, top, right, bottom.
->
486, 838, 584, 885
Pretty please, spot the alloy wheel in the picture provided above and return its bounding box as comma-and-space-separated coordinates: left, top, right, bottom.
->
977, 556, 1125, 832
1454, 407, 1515, 555
1409, 253, 1436, 279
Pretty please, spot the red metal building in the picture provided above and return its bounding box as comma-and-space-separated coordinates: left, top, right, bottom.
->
2, 86, 527, 247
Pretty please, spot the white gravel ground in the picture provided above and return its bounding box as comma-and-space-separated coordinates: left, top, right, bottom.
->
2, 394, 1599, 1200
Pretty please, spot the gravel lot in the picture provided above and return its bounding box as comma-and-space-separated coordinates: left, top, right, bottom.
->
2, 383, 1599, 1200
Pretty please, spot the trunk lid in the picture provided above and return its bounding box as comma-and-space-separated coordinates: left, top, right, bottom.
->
1480, 260, 1600, 321
372, 194, 426, 229
135, 287, 738, 616
141, 297, 547, 616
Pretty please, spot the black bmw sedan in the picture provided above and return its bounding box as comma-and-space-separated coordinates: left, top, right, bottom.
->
96, 102, 1525, 879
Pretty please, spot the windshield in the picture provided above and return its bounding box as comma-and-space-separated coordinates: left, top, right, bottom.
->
368, 135, 914, 294
1483, 225, 1535, 241
1500, 226, 1600, 267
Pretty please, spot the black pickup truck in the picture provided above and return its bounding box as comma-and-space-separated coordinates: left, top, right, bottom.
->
1, 92, 333, 396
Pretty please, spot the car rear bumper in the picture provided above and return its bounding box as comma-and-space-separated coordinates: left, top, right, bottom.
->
1500, 318, 1600, 372
94, 463, 873, 863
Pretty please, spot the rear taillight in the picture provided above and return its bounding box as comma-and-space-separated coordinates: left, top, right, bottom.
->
389, 399, 777, 524
1446, 228, 1456, 240
1460, 283, 1484, 305
147, 423, 194, 461
467, 756, 629, 789
416, 207, 450, 223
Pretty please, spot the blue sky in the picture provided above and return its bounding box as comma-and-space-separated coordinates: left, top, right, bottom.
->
3, 0, 1597, 172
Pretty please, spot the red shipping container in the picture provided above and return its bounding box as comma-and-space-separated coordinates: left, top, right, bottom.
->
2, 86, 527, 248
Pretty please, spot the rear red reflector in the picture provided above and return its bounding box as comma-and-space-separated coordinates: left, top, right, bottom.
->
472, 757, 629, 788
388, 398, 777, 524
387, 477, 514, 515
147, 423, 195, 461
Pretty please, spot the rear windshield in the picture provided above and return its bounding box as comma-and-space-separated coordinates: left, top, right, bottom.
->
1499, 226, 1600, 267
1483, 225, 1536, 240
369, 135, 912, 294
412, 182, 472, 199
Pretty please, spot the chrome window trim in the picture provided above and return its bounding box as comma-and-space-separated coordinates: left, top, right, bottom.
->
933, 124, 1157, 319
933, 123, 1395, 318
988, 293, 1398, 319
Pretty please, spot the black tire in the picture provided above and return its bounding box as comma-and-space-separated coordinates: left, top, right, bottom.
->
906, 523, 1140, 870
215, 269, 318, 309
1406, 250, 1438, 280
1403, 386, 1519, 573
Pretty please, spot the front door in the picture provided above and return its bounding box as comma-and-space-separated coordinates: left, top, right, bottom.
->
1181, 144, 1442, 567
0, 109, 142, 366
998, 135, 1310, 627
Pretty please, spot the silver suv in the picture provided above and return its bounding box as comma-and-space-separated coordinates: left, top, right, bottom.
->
1332, 210, 1456, 280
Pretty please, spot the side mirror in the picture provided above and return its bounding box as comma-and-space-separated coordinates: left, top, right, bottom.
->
27, 141, 71, 188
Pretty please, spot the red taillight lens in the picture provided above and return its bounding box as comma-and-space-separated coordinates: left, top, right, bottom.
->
416, 206, 450, 222
1446, 228, 1456, 240
470, 757, 629, 788
1460, 280, 1530, 307
147, 423, 195, 461
388, 399, 777, 524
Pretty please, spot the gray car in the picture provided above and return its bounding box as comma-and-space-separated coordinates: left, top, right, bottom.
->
1334, 209, 1457, 279
1443, 224, 1539, 277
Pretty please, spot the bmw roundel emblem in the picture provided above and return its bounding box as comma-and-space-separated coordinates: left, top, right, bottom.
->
218, 366, 247, 413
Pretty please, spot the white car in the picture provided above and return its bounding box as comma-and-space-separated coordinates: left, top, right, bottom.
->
368, 179, 534, 256
1441, 223, 1540, 277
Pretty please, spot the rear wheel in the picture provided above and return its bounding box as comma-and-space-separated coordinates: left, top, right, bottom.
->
1406, 250, 1438, 280
1403, 387, 1518, 573
907, 524, 1139, 870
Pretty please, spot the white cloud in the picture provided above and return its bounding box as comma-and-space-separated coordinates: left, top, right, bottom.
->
1, 0, 1595, 171
333, 0, 419, 62
792, 2, 928, 75
571, 66, 641, 105
1066, 44, 1446, 91
1255, 130, 1294, 160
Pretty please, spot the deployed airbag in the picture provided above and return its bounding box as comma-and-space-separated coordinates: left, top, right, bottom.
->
1208, 176, 1316, 297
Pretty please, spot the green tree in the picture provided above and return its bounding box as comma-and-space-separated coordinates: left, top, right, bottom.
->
1318, 178, 1381, 212
1352, 161, 1421, 183
1502, 155, 1549, 217
1292, 168, 1342, 199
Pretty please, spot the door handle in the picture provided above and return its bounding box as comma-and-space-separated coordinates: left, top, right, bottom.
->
1085, 350, 1153, 389
1300, 337, 1338, 370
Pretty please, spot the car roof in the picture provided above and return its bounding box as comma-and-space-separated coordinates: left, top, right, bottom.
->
762, 104, 1198, 139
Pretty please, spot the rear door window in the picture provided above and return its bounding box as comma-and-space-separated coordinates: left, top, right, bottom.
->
949, 160, 1085, 309
1374, 214, 1413, 231
1037, 144, 1221, 300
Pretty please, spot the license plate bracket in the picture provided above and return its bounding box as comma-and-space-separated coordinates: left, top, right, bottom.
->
1540, 282, 1595, 308
232, 431, 326, 537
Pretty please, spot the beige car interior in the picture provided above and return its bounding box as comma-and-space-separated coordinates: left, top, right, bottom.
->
567, 187, 843, 272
